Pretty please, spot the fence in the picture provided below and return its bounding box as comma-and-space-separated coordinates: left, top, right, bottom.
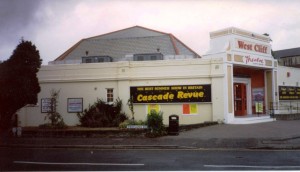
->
269, 101, 300, 114
269, 101, 300, 120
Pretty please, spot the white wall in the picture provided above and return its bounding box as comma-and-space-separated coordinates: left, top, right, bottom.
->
19, 58, 226, 127
277, 66, 300, 87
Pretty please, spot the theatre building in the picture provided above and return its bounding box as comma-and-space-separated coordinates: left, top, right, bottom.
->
18, 26, 285, 127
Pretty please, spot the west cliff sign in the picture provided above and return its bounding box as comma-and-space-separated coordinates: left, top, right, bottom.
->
236, 39, 269, 54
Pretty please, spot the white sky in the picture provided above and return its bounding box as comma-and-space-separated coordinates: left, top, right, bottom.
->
1, 0, 300, 64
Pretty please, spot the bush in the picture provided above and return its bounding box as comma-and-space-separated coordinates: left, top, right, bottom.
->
77, 98, 128, 128
146, 110, 167, 137
136, 120, 147, 125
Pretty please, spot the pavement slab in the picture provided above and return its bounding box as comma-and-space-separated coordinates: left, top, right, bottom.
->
1, 120, 300, 149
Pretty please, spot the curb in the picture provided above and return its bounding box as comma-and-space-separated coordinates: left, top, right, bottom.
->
0, 144, 193, 150
3, 143, 300, 150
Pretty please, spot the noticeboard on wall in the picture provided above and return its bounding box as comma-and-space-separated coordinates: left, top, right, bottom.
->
252, 88, 264, 102
41, 98, 53, 113
279, 86, 300, 100
68, 98, 83, 113
183, 104, 198, 115
147, 104, 160, 114
130, 84, 211, 104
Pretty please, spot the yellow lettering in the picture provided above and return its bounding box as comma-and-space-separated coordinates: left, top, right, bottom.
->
142, 96, 147, 101
137, 87, 144, 91
163, 93, 169, 99
145, 87, 153, 91
155, 87, 170, 90
136, 92, 181, 102
171, 86, 182, 90
169, 94, 174, 99
177, 91, 184, 99
158, 95, 163, 100
199, 92, 204, 97
188, 86, 203, 90
137, 95, 143, 101
177, 91, 205, 99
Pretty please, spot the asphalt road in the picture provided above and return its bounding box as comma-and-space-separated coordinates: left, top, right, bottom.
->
2, 147, 300, 171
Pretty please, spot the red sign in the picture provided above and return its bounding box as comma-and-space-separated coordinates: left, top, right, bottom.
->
237, 40, 268, 54
183, 104, 190, 114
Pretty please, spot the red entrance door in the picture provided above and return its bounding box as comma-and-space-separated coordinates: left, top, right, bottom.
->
234, 83, 247, 116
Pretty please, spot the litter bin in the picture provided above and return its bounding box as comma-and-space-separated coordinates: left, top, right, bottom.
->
168, 114, 179, 135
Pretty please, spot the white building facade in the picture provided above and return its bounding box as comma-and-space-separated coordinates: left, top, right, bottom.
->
18, 27, 300, 127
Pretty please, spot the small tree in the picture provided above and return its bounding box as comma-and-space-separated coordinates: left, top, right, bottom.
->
146, 110, 166, 137
41, 89, 66, 128
127, 96, 135, 120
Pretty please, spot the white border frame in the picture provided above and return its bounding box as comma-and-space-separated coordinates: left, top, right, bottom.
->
233, 77, 252, 115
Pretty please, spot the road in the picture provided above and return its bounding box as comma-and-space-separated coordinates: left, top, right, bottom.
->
1, 147, 300, 171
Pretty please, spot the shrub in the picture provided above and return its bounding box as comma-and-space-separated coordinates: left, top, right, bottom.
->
146, 110, 167, 137
119, 120, 130, 129
77, 98, 128, 128
136, 120, 147, 125
127, 96, 135, 120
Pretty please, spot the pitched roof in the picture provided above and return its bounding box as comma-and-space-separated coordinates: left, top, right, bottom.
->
273, 47, 300, 59
54, 26, 200, 61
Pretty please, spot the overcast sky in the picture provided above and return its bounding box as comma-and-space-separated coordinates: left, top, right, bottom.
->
1, 0, 300, 64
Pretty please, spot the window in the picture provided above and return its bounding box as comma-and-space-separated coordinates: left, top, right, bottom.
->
150, 56, 157, 60
98, 58, 104, 62
85, 59, 92, 63
82, 56, 112, 63
133, 53, 163, 61
106, 88, 114, 103
137, 56, 144, 61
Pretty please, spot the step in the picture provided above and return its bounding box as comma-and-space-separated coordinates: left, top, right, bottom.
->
230, 116, 276, 124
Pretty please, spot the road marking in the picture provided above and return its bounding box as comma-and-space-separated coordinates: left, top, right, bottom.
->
14, 161, 144, 166
204, 164, 300, 169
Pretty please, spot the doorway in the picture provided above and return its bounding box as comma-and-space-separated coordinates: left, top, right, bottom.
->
234, 83, 247, 116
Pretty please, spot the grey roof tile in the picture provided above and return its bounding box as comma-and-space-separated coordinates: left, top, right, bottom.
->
274, 47, 300, 59
55, 26, 200, 62
90, 26, 166, 40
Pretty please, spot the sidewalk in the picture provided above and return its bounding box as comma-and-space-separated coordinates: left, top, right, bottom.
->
2, 120, 300, 149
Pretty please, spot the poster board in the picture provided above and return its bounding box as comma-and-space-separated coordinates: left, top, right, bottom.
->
252, 88, 264, 113
67, 98, 83, 113
41, 98, 53, 113
279, 86, 300, 100
147, 104, 160, 114
183, 104, 198, 115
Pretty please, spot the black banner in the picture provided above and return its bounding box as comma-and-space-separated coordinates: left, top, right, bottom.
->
279, 86, 300, 100
130, 84, 211, 103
